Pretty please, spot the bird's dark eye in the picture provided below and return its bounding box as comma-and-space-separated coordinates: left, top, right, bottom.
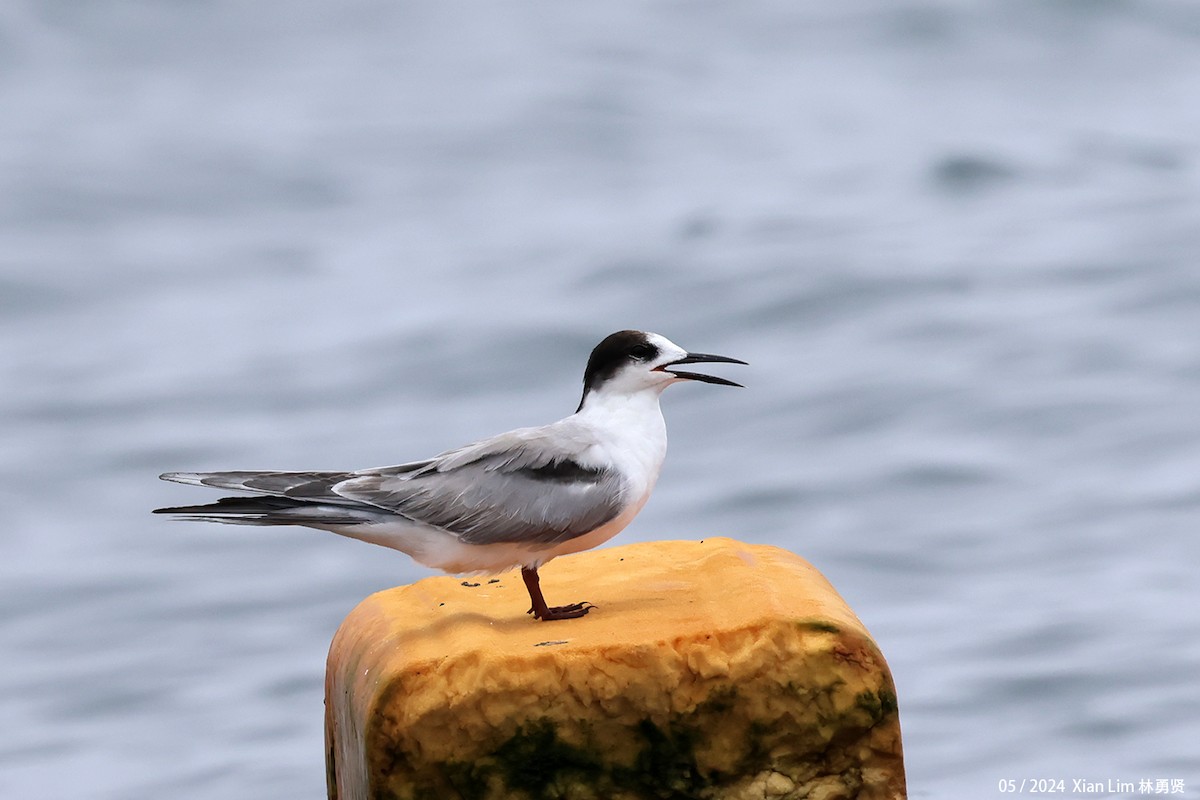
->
629, 343, 655, 360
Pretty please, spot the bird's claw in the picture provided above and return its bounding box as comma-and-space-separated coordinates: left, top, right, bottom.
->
527, 601, 595, 621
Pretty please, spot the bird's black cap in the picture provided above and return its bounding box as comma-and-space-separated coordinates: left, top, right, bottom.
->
581, 330, 660, 396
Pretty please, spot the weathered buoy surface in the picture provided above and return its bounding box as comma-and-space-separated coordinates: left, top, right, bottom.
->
325, 537, 905, 800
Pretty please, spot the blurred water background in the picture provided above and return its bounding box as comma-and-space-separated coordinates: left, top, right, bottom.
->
2, 1, 1199, 798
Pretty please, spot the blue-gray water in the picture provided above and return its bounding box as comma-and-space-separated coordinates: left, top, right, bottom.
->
2, 2, 1199, 798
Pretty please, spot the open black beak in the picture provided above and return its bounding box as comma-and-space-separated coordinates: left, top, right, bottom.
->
656, 352, 748, 387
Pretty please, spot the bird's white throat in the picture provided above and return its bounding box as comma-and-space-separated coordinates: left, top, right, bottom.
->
574, 384, 669, 501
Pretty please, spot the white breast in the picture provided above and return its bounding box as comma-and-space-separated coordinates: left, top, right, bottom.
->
572, 387, 669, 504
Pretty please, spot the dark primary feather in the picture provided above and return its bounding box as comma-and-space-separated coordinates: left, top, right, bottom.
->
153, 495, 369, 526
184, 470, 357, 502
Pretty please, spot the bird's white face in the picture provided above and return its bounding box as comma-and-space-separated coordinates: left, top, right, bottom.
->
603, 333, 690, 396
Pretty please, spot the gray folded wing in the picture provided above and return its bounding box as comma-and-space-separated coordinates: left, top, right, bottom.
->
336, 428, 626, 546
160, 423, 625, 546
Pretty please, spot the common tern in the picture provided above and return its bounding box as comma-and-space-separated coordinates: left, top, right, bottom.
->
155, 330, 745, 621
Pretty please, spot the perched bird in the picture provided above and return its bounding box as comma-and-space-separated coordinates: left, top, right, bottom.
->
155, 330, 745, 621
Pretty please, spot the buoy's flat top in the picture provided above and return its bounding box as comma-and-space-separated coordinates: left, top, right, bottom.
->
341, 537, 870, 668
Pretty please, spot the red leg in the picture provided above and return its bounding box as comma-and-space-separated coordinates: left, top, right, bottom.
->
521, 566, 592, 621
